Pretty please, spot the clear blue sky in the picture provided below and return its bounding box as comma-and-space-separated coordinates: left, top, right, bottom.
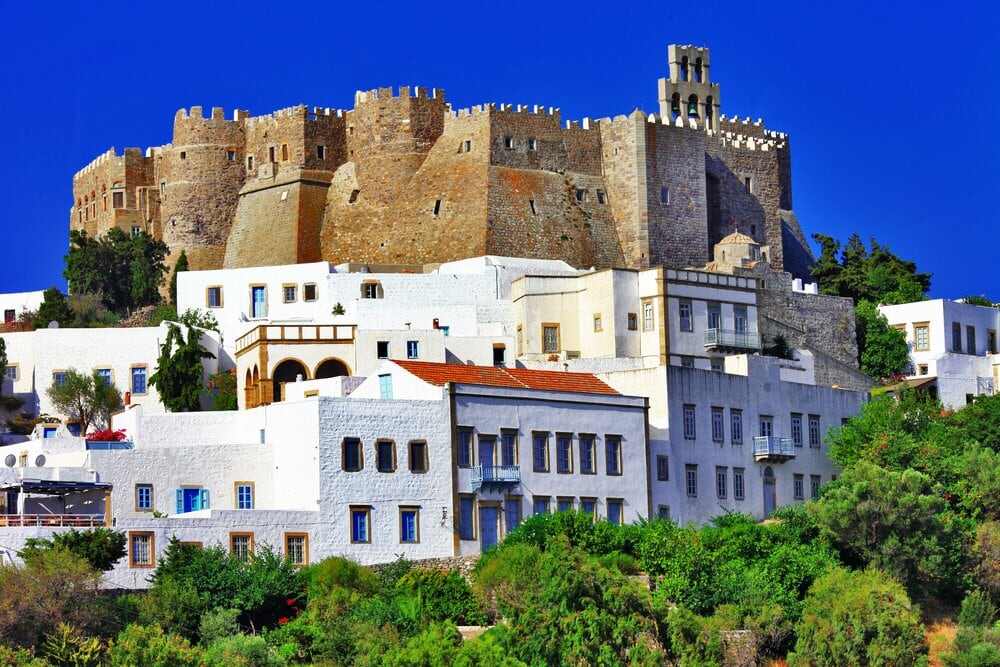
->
1, 1, 997, 299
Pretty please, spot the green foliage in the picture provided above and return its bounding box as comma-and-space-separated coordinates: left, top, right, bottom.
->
395, 569, 488, 625
148, 323, 214, 412
0, 644, 48, 666
67, 292, 119, 328
64, 229, 168, 316
959, 591, 998, 629
943, 590, 1000, 667
170, 250, 189, 306
370, 621, 462, 667
810, 232, 931, 305
962, 295, 996, 308
497, 509, 642, 557
207, 370, 238, 410
856, 299, 911, 380
137, 576, 206, 641
0, 549, 105, 648
147, 303, 178, 327
202, 634, 287, 667
33, 287, 74, 328
788, 567, 927, 667
807, 461, 970, 598
198, 608, 241, 646
177, 307, 219, 332
106, 624, 201, 667
974, 522, 1000, 603
40, 624, 104, 667
20, 529, 126, 572
45, 368, 123, 434
952, 394, 1000, 453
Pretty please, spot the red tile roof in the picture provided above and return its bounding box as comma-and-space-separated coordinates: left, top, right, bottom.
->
391, 359, 620, 395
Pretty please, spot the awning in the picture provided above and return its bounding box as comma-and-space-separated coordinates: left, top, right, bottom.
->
0, 479, 112, 495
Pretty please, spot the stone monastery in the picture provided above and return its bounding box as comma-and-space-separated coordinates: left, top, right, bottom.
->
5, 43, 969, 586
71, 45, 812, 280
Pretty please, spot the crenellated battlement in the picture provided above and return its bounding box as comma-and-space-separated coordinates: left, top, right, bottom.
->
74, 147, 149, 179
174, 106, 249, 123
353, 86, 446, 106
243, 104, 346, 128
448, 102, 560, 119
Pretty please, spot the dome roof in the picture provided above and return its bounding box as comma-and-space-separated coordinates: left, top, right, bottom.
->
718, 231, 759, 245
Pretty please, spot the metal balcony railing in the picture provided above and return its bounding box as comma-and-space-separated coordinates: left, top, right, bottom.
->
471, 465, 521, 492
753, 436, 796, 462
704, 328, 761, 351
0, 514, 106, 528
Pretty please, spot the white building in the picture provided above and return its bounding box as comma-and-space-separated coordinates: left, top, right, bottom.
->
0, 290, 44, 328
879, 299, 1000, 409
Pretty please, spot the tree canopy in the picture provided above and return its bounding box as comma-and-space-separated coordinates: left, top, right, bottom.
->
46, 369, 123, 434
148, 324, 214, 412
169, 250, 188, 307
64, 229, 169, 316
811, 233, 931, 305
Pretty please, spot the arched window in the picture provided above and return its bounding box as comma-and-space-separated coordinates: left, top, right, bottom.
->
315, 358, 350, 379
670, 93, 681, 121
680, 56, 689, 82
687, 95, 699, 118
272, 359, 309, 403
694, 58, 703, 83
704, 96, 714, 129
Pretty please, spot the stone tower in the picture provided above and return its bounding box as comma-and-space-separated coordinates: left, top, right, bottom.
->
657, 44, 721, 130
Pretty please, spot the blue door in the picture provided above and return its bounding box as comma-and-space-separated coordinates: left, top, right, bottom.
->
251, 286, 266, 319
479, 506, 499, 551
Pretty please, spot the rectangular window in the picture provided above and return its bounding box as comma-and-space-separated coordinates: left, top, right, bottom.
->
406, 340, 419, 359
731, 409, 743, 445
808, 415, 821, 448
793, 474, 804, 500
362, 282, 379, 299
250, 285, 267, 318
478, 435, 495, 467
528, 199, 537, 215
533, 495, 550, 516
128, 532, 155, 568
95, 368, 112, 387
317, 145, 326, 160
810, 475, 822, 500
458, 496, 475, 540
575, 188, 586, 202
642, 300, 655, 331
711, 407, 725, 443
284, 533, 308, 565
627, 313, 638, 331
500, 430, 517, 467
596, 190, 607, 204
135, 484, 153, 512
744, 176, 752, 193
707, 302, 721, 330
660, 185, 670, 204
532, 432, 549, 472
376, 341, 389, 359
112, 190, 124, 208
268, 146, 276, 162
230, 532, 254, 561
607, 498, 624, 525
527, 137, 537, 151
791, 413, 803, 447
504, 135, 514, 149
342, 438, 363, 472
953, 322, 963, 352
493, 344, 506, 367
282, 284, 297, 303
408, 441, 428, 473
131, 366, 147, 395
580, 497, 596, 520
542, 324, 560, 353
206, 286, 223, 308
989, 330, 997, 354
226, 150, 237, 161
734, 306, 748, 334
605, 435, 622, 476
967, 325, 977, 355
400, 507, 419, 543
685, 464, 698, 497
715, 466, 728, 499
683, 404, 696, 440
557, 497, 574, 513
593, 313, 602, 333
556, 433, 572, 474
376, 440, 395, 472
281, 144, 289, 161
303, 283, 317, 301
432, 199, 442, 216
3, 309, 13, 323
462, 139, 472, 153
457, 428, 473, 468
378, 374, 393, 399
734, 468, 745, 500
53, 371, 66, 388
579, 434, 596, 474
678, 300, 693, 332
710, 358, 723, 373
504, 496, 522, 533
759, 415, 774, 437
914, 323, 930, 351
656, 454, 669, 481
350, 507, 371, 543
235, 482, 254, 509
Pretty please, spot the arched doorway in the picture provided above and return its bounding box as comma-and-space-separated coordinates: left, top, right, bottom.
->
272, 359, 308, 403
315, 358, 350, 380
763, 466, 776, 517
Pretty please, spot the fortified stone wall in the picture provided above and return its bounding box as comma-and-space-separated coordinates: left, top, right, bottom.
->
71, 148, 155, 238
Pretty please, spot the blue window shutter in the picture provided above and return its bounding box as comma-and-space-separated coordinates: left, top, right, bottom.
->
200, 489, 210, 509
175, 489, 183, 514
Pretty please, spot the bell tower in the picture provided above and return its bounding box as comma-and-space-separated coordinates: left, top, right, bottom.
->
657, 44, 721, 130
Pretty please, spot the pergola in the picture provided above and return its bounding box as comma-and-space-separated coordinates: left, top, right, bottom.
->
0, 479, 112, 527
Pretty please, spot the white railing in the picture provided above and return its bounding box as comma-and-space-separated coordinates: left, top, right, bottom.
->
0, 514, 106, 528
236, 324, 357, 354
704, 328, 761, 350
753, 436, 795, 461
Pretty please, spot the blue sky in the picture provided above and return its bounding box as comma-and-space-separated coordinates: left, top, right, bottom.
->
1, 0, 997, 299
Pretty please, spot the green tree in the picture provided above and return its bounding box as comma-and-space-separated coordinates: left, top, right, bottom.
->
208, 370, 238, 411
169, 250, 189, 307
856, 300, 911, 380
20, 528, 126, 572
46, 369, 124, 434
64, 228, 168, 316
810, 233, 931, 304
788, 567, 927, 667
961, 295, 996, 308
33, 287, 75, 328
148, 324, 215, 412
807, 462, 970, 597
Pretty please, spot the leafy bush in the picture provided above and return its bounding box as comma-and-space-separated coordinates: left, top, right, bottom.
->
395, 568, 487, 625
974, 522, 1000, 603
788, 567, 927, 666
0, 644, 48, 666
959, 590, 999, 629
20, 528, 126, 572
198, 607, 241, 646
106, 624, 201, 667
40, 624, 104, 667
0, 549, 106, 647
499, 510, 641, 556
137, 576, 207, 641
202, 634, 287, 667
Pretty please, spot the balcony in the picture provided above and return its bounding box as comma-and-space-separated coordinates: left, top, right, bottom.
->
704, 328, 761, 352
753, 436, 796, 462
235, 323, 357, 355
0, 514, 106, 528
471, 465, 521, 492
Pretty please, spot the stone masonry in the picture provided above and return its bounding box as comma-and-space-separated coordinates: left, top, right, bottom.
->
70, 44, 813, 278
